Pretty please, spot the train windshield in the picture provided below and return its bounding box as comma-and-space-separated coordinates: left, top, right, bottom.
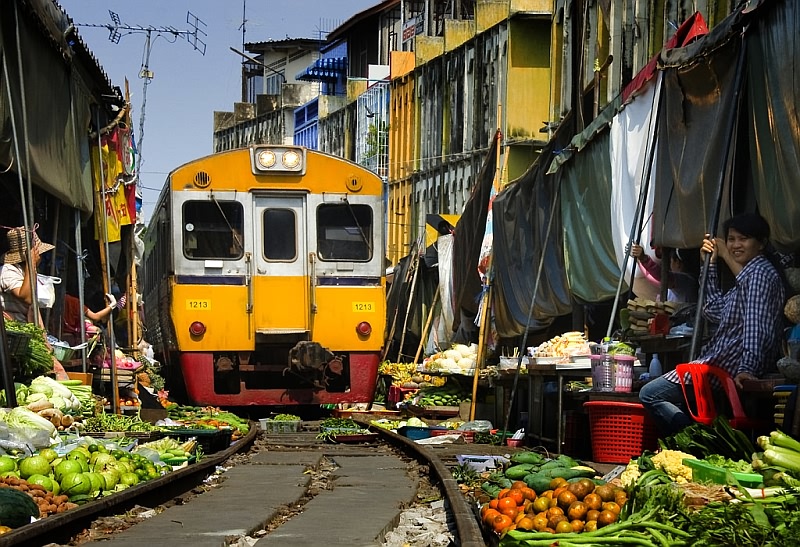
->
316, 203, 372, 261
182, 201, 244, 260
262, 209, 297, 261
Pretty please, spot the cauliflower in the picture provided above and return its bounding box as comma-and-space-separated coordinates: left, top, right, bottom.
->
651, 450, 696, 484
619, 460, 641, 487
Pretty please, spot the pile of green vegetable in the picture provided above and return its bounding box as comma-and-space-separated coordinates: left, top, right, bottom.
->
4, 320, 53, 378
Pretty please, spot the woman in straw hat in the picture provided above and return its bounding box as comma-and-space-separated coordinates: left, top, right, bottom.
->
0, 226, 68, 379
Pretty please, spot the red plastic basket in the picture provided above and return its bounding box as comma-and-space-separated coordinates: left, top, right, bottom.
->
583, 401, 658, 463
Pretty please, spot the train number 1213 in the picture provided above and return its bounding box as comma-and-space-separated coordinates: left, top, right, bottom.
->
351, 302, 375, 312
186, 300, 211, 310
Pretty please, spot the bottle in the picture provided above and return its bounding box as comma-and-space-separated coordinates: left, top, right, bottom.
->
649, 354, 662, 378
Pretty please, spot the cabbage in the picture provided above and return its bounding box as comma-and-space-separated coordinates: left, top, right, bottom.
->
25, 392, 48, 403
28, 384, 53, 398
406, 417, 427, 427
5, 406, 57, 448
31, 376, 73, 398
438, 358, 457, 370
457, 357, 475, 370
445, 349, 462, 361
454, 344, 476, 356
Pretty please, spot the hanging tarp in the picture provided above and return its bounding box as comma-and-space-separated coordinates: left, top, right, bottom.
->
609, 74, 662, 302
0, 1, 94, 211
560, 129, 619, 303
745, 0, 800, 250
450, 132, 499, 334
492, 126, 574, 337
652, 11, 747, 248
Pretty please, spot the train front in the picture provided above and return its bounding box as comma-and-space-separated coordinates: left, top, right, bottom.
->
156, 146, 386, 406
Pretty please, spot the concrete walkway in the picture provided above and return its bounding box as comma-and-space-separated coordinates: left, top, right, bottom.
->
84, 449, 418, 547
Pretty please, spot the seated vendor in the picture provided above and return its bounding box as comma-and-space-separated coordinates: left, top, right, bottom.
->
0, 226, 68, 380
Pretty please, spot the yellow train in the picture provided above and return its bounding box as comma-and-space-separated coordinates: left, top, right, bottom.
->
142, 146, 386, 406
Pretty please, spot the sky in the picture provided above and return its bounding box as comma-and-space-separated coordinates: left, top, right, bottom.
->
58, 0, 378, 223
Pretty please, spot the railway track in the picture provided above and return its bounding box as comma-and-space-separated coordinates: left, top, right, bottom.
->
0, 421, 490, 546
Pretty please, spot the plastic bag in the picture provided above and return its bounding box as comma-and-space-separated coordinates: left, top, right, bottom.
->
36, 274, 61, 309
458, 420, 493, 433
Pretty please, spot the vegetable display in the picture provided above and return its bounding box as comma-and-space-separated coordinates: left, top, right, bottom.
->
4, 320, 53, 378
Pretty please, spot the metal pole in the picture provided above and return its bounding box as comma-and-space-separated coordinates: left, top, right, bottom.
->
690, 38, 748, 360
75, 210, 88, 372
95, 107, 120, 414
606, 79, 664, 338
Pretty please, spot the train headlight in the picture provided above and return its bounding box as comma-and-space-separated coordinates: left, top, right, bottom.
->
282, 150, 301, 169
251, 146, 306, 174
356, 321, 372, 337
256, 150, 277, 168
189, 321, 207, 337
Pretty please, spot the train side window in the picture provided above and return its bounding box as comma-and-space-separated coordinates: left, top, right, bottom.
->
262, 209, 297, 261
317, 203, 372, 261
182, 201, 244, 260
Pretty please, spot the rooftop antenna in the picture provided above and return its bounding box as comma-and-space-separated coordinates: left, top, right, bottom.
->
75, 10, 207, 173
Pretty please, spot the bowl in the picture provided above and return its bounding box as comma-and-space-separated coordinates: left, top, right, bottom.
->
506, 438, 525, 448
777, 357, 800, 382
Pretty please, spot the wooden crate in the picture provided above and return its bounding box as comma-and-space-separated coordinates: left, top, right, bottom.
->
66, 372, 93, 385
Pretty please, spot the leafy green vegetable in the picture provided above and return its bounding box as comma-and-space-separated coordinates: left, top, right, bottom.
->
705, 454, 755, 474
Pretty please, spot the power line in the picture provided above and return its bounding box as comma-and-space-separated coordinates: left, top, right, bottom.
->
74, 10, 207, 183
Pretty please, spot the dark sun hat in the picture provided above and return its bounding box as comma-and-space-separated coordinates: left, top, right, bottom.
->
3, 227, 55, 265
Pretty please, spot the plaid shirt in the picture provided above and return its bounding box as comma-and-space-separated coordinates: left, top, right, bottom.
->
664, 255, 785, 383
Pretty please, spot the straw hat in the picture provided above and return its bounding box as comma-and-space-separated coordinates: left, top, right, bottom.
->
2, 227, 55, 265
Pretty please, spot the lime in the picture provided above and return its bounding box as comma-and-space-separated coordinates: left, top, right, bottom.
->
0, 456, 17, 474
88, 444, 99, 453
119, 472, 139, 486
19, 455, 51, 479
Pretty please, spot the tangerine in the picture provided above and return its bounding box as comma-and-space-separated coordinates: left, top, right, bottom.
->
489, 498, 499, 510
498, 488, 511, 499
507, 488, 525, 505
584, 520, 598, 532
511, 480, 528, 490
567, 501, 588, 521
550, 476, 568, 489
521, 487, 537, 501
557, 490, 578, 510
570, 519, 585, 533
555, 520, 574, 534
532, 514, 549, 531
597, 510, 617, 527
497, 497, 517, 512
602, 501, 621, 515
583, 492, 602, 511
492, 514, 514, 533
517, 516, 536, 531
532, 496, 550, 513
483, 508, 501, 525
500, 506, 519, 519
586, 509, 600, 522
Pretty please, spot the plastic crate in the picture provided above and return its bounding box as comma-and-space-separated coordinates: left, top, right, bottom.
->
160, 428, 233, 453
259, 419, 301, 434
682, 457, 763, 487
583, 401, 658, 463
6, 331, 31, 360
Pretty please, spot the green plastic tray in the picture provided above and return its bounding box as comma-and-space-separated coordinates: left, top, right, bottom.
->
683, 458, 763, 487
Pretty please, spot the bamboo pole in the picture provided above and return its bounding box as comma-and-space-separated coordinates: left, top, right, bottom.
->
413, 289, 440, 365
397, 248, 421, 361
469, 126, 504, 421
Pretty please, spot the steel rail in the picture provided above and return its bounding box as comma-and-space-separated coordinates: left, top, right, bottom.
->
356, 420, 488, 547
0, 423, 258, 547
